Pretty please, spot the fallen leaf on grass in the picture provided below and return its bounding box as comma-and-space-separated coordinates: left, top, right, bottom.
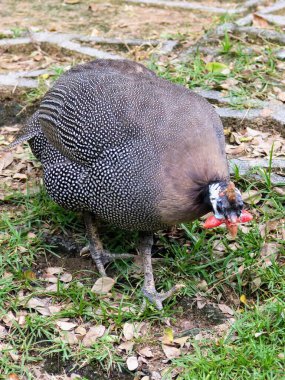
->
0, 152, 14, 173
46, 267, 63, 275
123, 322, 135, 341
273, 187, 285, 196
118, 341, 134, 353
253, 13, 269, 28
22, 269, 36, 280
48, 305, 62, 314
138, 347, 154, 358
126, 356, 139, 371
162, 344, 181, 359
91, 277, 115, 294
2, 311, 17, 327
205, 62, 230, 75
218, 304, 234, 315
240, 294, 247, 305
259, 220, 279, 238
56, 320, 77, 331
0, 324, 8, 338
60, 272, 72, 283
173, 336, 189, 347
45, 283, 59, 292
161, 327, 174, 345
251, 277, 262, 291
60, 331, 79, 345
260, 242, 280, 258
243, 190, 262, 205
75, 326, 87, 336
26, 297, 51, 316
82, 325, 105, 347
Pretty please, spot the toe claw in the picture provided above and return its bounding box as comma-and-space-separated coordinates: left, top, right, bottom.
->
142, 284, 184, 310
80, 245, 90, 256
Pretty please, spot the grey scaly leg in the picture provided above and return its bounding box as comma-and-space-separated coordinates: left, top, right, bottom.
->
83, 212, 135, 276
139, 232, 184, 310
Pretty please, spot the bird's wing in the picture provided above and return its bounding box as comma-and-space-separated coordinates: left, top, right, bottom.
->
38, 60, 158, 164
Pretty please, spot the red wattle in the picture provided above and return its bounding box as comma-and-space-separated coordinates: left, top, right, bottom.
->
240, 210, 253, 223
203, 210, 253, 230
203, 215, 225, 229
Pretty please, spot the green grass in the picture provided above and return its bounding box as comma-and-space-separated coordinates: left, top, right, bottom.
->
1, 168, 284, 379
171, 299, 285, 380
149, 32, 283, 109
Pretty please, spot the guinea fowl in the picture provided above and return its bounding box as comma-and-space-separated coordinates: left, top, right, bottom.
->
11, 59, 252, 310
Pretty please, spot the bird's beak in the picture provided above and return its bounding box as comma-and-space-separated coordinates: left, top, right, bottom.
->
225, 221, 238, 238
225, 212, 239, 238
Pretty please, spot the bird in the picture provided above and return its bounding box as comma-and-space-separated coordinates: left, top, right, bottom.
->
10, 59, 252, 310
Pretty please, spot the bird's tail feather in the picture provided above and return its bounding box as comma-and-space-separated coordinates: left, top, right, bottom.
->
8, 111, 41, 149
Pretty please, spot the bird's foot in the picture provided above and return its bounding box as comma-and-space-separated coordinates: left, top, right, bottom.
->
142, 283, 185, 310
80, 244, 136, 275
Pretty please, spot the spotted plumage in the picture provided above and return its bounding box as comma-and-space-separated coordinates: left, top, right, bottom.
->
12, 59, 229, 232
10, 59, 250, 309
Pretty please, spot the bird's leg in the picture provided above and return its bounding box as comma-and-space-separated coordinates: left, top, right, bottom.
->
139, 232, 184, 310
83, 212, 136, 276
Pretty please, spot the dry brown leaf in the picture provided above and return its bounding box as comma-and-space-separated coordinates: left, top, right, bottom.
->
123, 322, 135, 341
243, 190, 262, 205
26, 297, 51, 316
46, 267, 63, 275
218, 304, 234, 315
9, 350, 19, 362
251, 277, 262, 291
213, 241, 226, 252
118, 341, 134, 352
126, 356, 139, 371
220, 78, 239, 90
75, 325, 87, 336
196, 280, 208, 291
2, 311, 18, 327
60, 331, 79, 345
82, 325, 105, 347
91, 277, 115, 294
45, 283, 59, 292
161, 327, 174, 345
259, 220, 279, 238
173, 336, 189, 347
253, 13, 269, 28
60, 272, 72, 283
260, 242, 280, 257
162, 344, 181, 359
226, 143, 246, 155
138, 347, 154, 358
48, 305, 62, 314
56, 320, 77, 331
0, 324, 8, 338
0, 152, 14, 173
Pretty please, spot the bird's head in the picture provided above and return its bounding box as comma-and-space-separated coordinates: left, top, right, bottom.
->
204, 181, 252, 237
